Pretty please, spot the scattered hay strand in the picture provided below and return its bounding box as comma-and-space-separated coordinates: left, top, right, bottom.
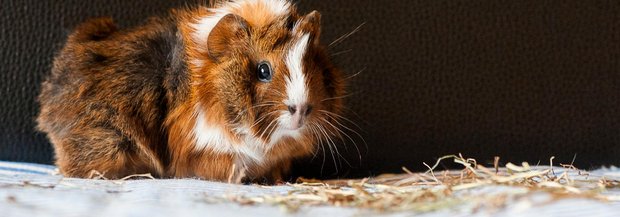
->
210, 154, 620, 213
86, 170, 155, 185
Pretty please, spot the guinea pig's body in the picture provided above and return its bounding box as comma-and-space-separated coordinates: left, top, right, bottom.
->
37, 0, 345, 182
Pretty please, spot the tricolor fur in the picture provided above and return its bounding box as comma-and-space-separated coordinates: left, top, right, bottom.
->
37, 0, 346, 182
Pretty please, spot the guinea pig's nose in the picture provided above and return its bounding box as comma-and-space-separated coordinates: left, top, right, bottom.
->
287, 105, 297, 114
287, 104, 313, 116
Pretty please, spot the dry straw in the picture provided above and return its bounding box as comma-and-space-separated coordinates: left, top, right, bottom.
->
214, 154, 620, 213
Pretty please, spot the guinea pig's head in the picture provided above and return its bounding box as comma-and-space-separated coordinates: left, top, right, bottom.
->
186, 2, 345, 149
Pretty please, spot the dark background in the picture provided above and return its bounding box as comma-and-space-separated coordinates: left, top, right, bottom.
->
1, 0, 619, 179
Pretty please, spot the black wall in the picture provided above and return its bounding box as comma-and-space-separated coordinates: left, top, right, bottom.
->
2, 0, 619, 179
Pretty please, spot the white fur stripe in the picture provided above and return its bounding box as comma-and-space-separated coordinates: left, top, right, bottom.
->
193, 106, 265, 163
190, 0, 290, 44
285, 34, 310, 105
193, 106, 235, 154
254, 0, 290, 15
191, 9, 228, 45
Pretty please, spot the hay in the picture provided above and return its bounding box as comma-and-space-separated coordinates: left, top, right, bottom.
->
212, 154, 620, 213
86, 170, 155, 185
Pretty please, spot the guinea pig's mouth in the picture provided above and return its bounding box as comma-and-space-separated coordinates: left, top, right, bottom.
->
269, 110, 310, 139
260, 123, 304, 145
282, 125, 305, 132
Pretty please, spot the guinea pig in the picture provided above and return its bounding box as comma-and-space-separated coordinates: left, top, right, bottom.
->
36, 0, 346, 182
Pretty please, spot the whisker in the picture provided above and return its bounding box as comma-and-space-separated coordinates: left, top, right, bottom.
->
345, 67, 366, 81
317, 118, 348, 154
329, 22, 366, 47
330, 49, 352, 57
316, 117, 355, 167
249, 110, 280, 129
258, 117, 279, 141
320, 110, 369, 151
342, 107, 370, 126
307, 125, 322, 159
315, 118, 351, 169
310, 124, 327, 175
234, 103, 278, 120
309, 124, 327, 161
318, 116, 362, 164
321, 92, 356, 102
314, 122, 339, 173
264, 115, 281, 140
252, 102, 278, 107
319, 110, 365, 133
267, 90, 287, 99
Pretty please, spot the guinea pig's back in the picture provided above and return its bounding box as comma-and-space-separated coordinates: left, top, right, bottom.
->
37, 16, 185, 177
38, 16, 174, 134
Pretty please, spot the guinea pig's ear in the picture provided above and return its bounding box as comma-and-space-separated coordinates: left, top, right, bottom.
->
295, 10, 321, 45
207, 14, 250, 61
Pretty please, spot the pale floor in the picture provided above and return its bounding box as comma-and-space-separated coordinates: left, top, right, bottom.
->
1, 163, 619, 217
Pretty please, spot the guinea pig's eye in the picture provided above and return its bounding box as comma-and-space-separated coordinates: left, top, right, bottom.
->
257, 61, 273, 82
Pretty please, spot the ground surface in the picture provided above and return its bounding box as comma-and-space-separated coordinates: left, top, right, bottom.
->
0, 161, 619, 217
